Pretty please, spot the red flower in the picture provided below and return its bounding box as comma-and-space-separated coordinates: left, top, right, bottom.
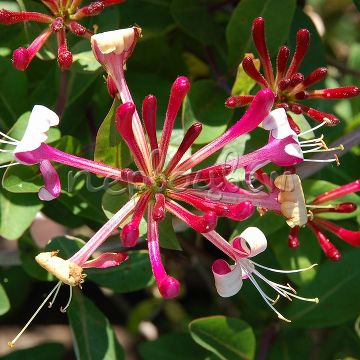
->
0, 0, 125, 70
291, 179, 360, 261
226, 17, 360, 132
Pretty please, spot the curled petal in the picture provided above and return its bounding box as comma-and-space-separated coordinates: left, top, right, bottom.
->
232, 227, 267, 257
38, 160, 61, 201
83, 252, 128, 268
14, 105, 59, 157
212, 259, 242, 297
262, 108, 296, 139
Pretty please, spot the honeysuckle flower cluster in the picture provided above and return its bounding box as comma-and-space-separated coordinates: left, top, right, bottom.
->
0, 20, 359, 346
225, 17, 360, 132
0, 0, 125, 70
1, 28, 330, 346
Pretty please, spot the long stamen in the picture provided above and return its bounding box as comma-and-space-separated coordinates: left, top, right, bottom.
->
302, 144, 344, 154
8, 281, 62, 348
240, 262, 291, 322
299, 135, 324, 144
0, 131, 19, 142
0, 162, 20, 168
60, 286, 73, 313
0, 139, 19, 145
48, 282, 62, 308
299, 120, 329, 137
250, 261, 317, 274
303, 157, 339, 164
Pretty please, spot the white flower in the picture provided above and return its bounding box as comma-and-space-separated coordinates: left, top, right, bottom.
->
14, 105, 59, 155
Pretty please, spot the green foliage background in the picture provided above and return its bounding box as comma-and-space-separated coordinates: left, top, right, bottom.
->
0, 0, 360, 359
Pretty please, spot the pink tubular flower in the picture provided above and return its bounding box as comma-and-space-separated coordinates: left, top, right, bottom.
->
8, 248, 128, 348
208, 227, 318, 322
289, 179, 360, 261
0, 0, 126, 70
225, 17, 360, 131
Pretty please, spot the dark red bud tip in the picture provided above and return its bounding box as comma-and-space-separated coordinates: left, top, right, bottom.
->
172, 76, 190, 96
51, 17, 64, 32
116, 102, 136, 120
83, 2, 105, 15
225, 95, 254, 108
326, 248, 342, 261
12, 47, 30, 71
336, 202, 357, 213
121, 222, 139, 247
289, 73, 304, 87
278, 78, 290, 91
252, 17, 265, 32
58, 50, 73, 70
289, 104, 302, 114
106, 75, 118, 98
321, 86, 360, 99
297, 29, 310, 46
0, 9, 13, 24
288, 226, 300, 248
295, 91, 309, 100
159, 276, 180, 299
67, 21, 88, 36
288, 236, 300, 248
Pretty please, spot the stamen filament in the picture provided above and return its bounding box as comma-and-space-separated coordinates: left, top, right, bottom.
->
48, 281, 62, 308
8, 281, 62, 348
0, 131, 19, 142
0, 162, 20, 168
60, 286, 73, 313
250, 260, 318, 273
299, 120, 329, 137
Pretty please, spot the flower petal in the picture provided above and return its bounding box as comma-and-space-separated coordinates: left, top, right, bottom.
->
212, 259, 242, 297
232, 227, 267, 257
262, 108, 296, 139
38, 160, 61, 201
82, 252, 128, 269
14, 105, 59, 155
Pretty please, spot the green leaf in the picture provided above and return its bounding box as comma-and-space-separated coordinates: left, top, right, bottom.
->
231, 212, 284, 239
86, 251, 154, 293
0, 342, 66, 360
94, 98, 131, 169
354, 0, 360, 11
226, 0, 296, 68
0, 189, 43, 240
67, 290, 125, 360
303, 180, 360, 220
0, 283, 10, 316
139, 333, 209, 360
101, 183, 131, 219
189, 316, 256, 360
18, 233, 52, 281
183, 80, 232, 144
171, 0, 217, 45
71, 41, 102, 73
0, 57, 29, 126
286, 250, 360, 327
